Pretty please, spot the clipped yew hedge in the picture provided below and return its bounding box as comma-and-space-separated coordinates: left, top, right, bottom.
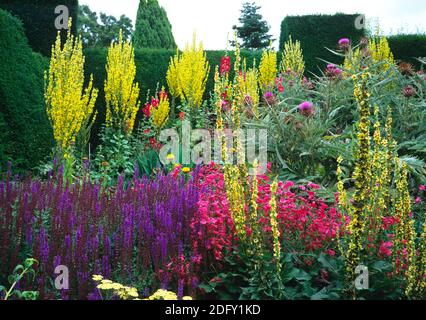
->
0, 9, 53, 172
388, 34, 426, 67
279, 14, 366, 74
0, 0, 78, 56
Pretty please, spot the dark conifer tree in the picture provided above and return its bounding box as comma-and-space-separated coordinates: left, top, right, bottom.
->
133, 0, 176, 49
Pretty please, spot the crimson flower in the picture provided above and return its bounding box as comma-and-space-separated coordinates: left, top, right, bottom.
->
142, 103, 151, 117
151, 97, 159, 107
220, 56, 231, 75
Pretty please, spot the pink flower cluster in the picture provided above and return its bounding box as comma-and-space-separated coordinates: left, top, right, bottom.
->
192, 164, 235, 262
192, 163, 343, 258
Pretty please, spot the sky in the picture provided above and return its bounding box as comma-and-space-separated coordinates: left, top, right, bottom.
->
79, 0, 426, 50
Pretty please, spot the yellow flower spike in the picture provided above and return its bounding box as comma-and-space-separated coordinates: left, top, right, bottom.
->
369, 36, 394, 72
259, 46, 277, 91
104, 29, 140, 134
45, 18, 98, 153
151, 88, 170, 130
281, 36, 305, 76
269, 179, 281, 273
166, 33, 210, 109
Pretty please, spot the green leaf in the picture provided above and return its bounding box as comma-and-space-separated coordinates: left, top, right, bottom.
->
24, 258, 38, 268
13, 264, 24, 274
311, 287, 329, 300
317, 253, 338, 274
21, 291, 39, 300
285, 267, 312, 282
12, 290, 22, 299
198, 283, 214, 293
371, 260, 392, 273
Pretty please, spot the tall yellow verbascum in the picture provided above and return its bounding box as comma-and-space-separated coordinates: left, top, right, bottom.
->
281, 36, 305, 76
269, 179, 281, 272
337, 72, 421, 299
166, 48, 181, 99
166, 34, 210, 108
104, 30, 140, 134
151, 89, 170, 130
45, 20, 98, 152
236, 60, 259, 117
346, 75, 371, 282
369, 36, 394, 72
258, 46, 277, 91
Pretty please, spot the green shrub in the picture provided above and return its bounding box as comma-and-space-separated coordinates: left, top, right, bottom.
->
388, 34, 426, 67
84, 48, 263, 147
279, 14, 366, 74
0, 0, 78, 56
0, 9, 53, 172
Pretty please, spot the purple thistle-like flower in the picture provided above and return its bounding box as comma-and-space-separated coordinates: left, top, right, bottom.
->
326, 64, 343, 79
338, 38, 351, 50
402, 85, 415, 98
298, 101, 315, 116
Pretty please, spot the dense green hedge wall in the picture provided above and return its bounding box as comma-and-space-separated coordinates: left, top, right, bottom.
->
0, 0, 78, 56
279, 14, 366, 74
388, 34, 426, 67
84, 48, 262, 146
0, 9, 53, 172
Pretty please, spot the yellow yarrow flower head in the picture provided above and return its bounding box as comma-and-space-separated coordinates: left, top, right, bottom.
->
182, 167, 191, 173
148, 289, 178, 300
92, 275, 103, 282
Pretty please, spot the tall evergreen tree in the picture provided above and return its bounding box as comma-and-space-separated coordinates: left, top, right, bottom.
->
233, 2, 273, 50
133, 0, 176, 49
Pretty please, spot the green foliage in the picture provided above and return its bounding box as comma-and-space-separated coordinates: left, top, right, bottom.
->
92, 127, 136, 185
0, 9, 53, 172
78, 4, 133, 47
200, 252, 345, 300
133, 0, 176, 50
0, 0, 78, 56
233, 2, 273, 50
279, 14, 365, 74
0, 258, 38, 300
388, 34, 426, 67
